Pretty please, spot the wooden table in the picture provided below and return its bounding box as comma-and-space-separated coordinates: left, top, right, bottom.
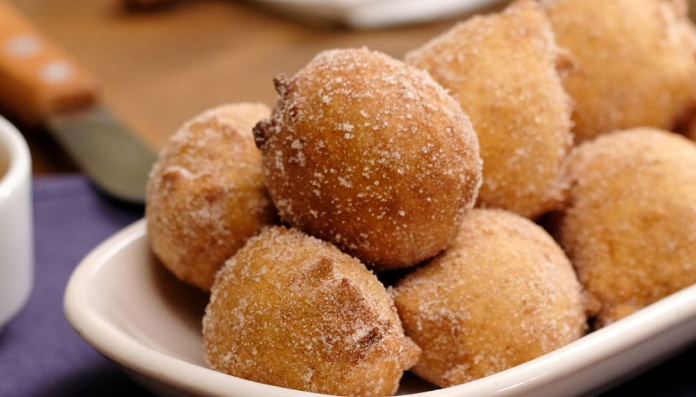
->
5, 0, 503, 175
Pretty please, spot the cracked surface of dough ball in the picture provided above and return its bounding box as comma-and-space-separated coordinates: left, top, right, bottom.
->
406, 0, 573, 219
203, 226, 420, 396
542, 0, 696, 142
556, 129, 696, 327
146, 103, 276, 290
394, 209, 585, 388
253, 48, 482, 270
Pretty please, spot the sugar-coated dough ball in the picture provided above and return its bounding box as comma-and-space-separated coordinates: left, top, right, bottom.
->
254, 48, 482, 270
542, 0, 696, 142
394, 209, 586, 387
406, 0, 573, 219
203, 226, 421, 396
556, 129, 696, 327
146, 103, 276, 290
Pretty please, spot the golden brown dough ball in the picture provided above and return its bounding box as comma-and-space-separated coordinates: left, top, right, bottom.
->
542, 0, 696, 143
393, 209, 585, 388
203, 226, 421, 396
406, 0, 573, 219
146, 103, 276, 291
254, 48, 482, 270
556, 129, 696, 327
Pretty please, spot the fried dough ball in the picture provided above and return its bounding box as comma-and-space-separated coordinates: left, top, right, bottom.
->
253, 48, 482, 270
203, 226, 421, 396
406, 0, 573, 219
542, 0, 696, 143
393, 209, 586, 387
146, 103, 277, 290
556, 129, 696, 327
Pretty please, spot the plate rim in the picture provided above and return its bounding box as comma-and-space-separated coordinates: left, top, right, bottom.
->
64, 219, 696, 397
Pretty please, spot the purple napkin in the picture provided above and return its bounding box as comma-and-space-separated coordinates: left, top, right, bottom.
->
0, 176, 151, 397
0, 175, 693, 397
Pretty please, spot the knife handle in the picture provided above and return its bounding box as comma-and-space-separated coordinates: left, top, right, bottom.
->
0, 1, 98, 123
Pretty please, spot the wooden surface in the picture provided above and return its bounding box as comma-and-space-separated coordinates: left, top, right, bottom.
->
3, 0, 502, 175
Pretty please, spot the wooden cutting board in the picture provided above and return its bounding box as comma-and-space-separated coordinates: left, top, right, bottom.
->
7, 0, 504, 174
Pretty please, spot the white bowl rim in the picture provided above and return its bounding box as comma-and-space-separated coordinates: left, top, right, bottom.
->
64, 219, 696, 397
0, 116, 30, 200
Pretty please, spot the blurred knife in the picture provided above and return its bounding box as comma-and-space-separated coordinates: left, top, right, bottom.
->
0, 1, 157, 202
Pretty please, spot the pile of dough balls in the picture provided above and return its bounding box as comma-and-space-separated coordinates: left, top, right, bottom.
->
145, 0, 696, 395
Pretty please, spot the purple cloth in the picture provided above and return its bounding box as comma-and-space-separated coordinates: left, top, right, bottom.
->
0, 175, 693, 397
0, 176, 151, 397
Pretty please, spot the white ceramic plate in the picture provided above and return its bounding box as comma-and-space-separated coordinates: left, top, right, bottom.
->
64, 219, 696, 397
250, 0, 509, 28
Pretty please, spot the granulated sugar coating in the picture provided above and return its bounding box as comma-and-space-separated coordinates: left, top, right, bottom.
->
556, 129, 696, 327
253, 48, 482, 271
203, 226, 421, 396
146, 103, 277, 291
406, 0, 573, 219
393, 209, 586, 388
542, 0, 696, 143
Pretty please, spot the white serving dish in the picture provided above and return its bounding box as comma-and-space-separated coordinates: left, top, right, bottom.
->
64, 219, 696, 397
251, 0, 509, 28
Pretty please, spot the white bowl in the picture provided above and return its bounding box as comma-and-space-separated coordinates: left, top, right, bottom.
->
252, 0, 509, 28
64, 219, 696, 397
0, 116, 32, 330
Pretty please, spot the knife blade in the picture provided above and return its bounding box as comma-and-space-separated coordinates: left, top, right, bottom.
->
0, 0, 157, 202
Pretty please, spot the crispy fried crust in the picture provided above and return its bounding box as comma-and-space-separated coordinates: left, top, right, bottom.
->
203, 227, 420, 396
543, 0, 696, 142
406, 0, 573, 219
394, 209, 586, 387
146, 103, 277, 290
556, 129, 696, 327
254, 48, 482, 270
